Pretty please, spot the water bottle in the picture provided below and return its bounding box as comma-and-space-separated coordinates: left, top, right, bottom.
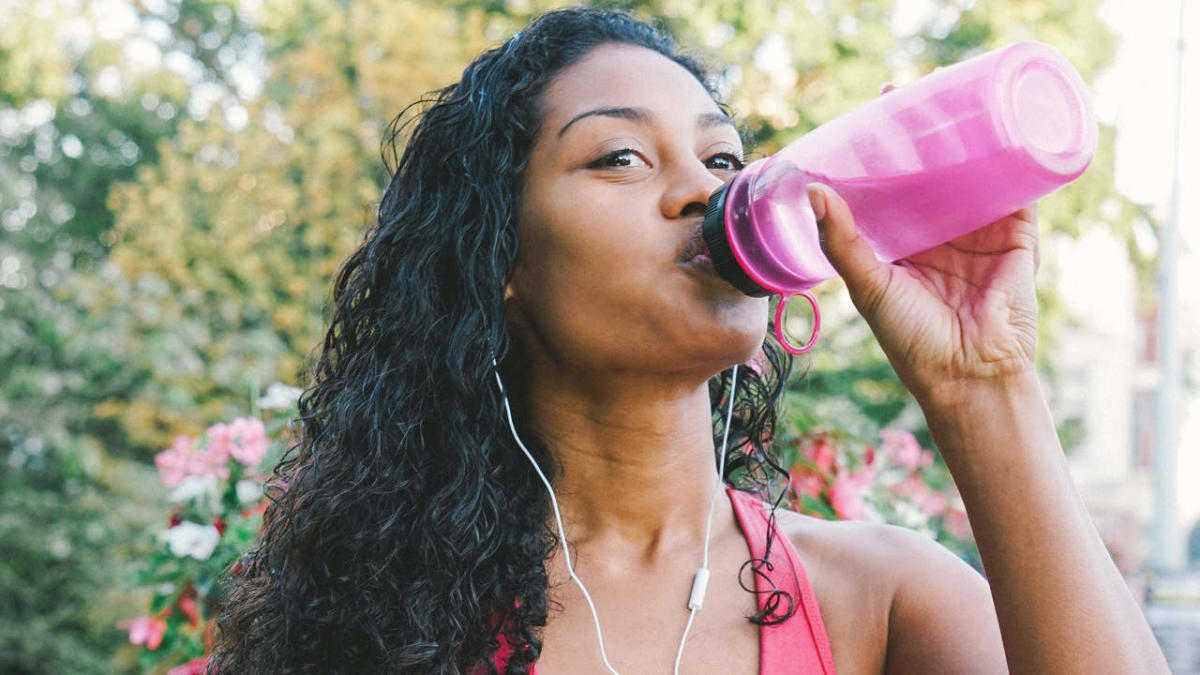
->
702, 41, 1097, 354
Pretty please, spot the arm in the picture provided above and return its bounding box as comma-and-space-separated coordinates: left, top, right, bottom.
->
921, 371, 1165, 673
881, 524, 1006, 674
807, 183, 1169, 674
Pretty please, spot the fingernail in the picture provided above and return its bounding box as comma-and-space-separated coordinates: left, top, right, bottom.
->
806, 183, 826, 221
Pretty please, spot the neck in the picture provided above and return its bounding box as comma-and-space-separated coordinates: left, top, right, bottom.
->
520, 364, 733, 563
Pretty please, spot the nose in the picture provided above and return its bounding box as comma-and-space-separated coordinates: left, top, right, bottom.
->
660, 156, 727, 220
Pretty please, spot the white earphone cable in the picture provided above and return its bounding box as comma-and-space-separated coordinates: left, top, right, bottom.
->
674, 364, 738, 674
493, 363, 622, 675
493, 361, 739, 675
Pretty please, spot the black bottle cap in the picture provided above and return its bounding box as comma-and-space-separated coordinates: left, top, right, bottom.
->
702, 182, 770, 298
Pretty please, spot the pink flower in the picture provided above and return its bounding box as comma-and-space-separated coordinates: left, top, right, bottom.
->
228, 417, 268, 467
802, 437, 836, 473
919, 449, 935, 469
880, 429, 922, 470
167, 658, 210, 675
944, 507, 972, 539
789, 469, 825, 499
206, 422, 234, 463
178, 586, 201, 627
118, 616, 166, 650
829, 468, 873, 520
915, 487, 949, 517
888, 475, 947, 516
193, 444, 230, 481
155, 430, 233, 487
155, 436, 195, 487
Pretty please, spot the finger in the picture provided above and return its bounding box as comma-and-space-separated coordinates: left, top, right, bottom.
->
1024, 202, 1040, 273
1033, 230, 1041, 274
1007, 202, 1039, 272
807, 183, 889, 300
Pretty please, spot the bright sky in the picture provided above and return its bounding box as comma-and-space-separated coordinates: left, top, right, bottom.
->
1095, 0, 1200, 550
1095, 0, 1196, 331
1097, 0, 1196, 213
1091, 0, 1198, 354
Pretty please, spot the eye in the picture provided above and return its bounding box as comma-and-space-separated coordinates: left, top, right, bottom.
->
705, 152, 745, 172
587, 148, 647, 169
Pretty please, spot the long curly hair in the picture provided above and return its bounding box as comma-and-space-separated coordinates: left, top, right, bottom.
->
208, 8, 795, 674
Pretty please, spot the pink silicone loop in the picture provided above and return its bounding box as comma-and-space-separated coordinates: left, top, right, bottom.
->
774, 291, 821, 355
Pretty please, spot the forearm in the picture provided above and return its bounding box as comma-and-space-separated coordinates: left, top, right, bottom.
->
920, 372, 1168, 674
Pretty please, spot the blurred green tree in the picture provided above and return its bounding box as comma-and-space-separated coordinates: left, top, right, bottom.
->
98, 0, 497, 446
100, 0, 1139, 452
0, 0, 262, 671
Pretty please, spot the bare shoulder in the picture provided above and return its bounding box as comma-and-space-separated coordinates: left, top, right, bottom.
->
770, 504, 931, 578
769, 505, 971, 590
766, 504, 1005, 674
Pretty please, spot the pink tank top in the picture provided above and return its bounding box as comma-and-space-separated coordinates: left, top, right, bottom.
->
726, 487, 838, 675
487, 487, 838, 674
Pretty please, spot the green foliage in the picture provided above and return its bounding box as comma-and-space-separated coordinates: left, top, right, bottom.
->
0, 2, 258, 672
0, 440, 149, 675
88, 0, 1140, 454
95, 0, 496, 449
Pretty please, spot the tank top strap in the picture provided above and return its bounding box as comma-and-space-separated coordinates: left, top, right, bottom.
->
726, 487, 838, 675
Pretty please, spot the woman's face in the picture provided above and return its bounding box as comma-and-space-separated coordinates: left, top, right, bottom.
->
507, 43, 769, 377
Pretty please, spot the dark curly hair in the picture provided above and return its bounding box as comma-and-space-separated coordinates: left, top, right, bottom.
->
208, 7, 795, 674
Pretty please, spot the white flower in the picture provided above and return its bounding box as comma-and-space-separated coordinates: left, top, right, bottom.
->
167, 475, 219, 504
236, 479, 263, 505
257, 382, 303, 411
166, 521, 222, 560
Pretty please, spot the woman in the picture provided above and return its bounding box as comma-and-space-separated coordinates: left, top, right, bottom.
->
210, 8, 1168, 674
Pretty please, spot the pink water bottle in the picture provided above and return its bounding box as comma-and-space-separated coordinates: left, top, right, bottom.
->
702, 41, 1097, 354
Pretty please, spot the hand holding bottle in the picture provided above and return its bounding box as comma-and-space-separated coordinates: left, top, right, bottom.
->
807, 183, 1040, 407
703, 41, 1095, 355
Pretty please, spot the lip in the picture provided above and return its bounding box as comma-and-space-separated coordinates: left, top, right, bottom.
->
681, 252, 716, 273
678, 225, 716, 273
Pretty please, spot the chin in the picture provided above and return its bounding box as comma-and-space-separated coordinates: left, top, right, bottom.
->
729, 326, 769, 365
717, 297, 770, 350
688, 311, 769, 373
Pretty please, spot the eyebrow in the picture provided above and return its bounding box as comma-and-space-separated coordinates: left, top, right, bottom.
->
556, 106, 736, 138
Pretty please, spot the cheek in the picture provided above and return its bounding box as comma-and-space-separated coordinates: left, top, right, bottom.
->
516, 203, 630, 300
510, 197, 677, 363
517, 174, 665, 296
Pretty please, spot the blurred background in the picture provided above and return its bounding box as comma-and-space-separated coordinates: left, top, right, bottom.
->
1, 0, 1196, 672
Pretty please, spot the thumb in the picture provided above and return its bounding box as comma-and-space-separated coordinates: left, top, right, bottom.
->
807, 183, 889, 301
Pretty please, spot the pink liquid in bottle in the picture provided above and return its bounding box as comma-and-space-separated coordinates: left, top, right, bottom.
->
702, 41, 1097, 354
